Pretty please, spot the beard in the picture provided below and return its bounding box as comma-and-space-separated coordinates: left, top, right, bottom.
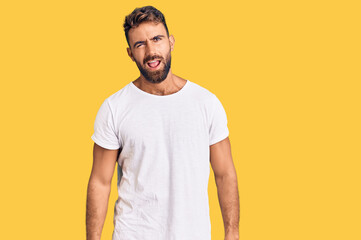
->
135, 49, 172, 84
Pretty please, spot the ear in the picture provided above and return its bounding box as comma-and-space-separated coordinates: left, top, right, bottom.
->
169, 35, 175, 51
127, 47, 135, 61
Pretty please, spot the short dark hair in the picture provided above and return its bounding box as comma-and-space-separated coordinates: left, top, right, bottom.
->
123, 6, 170, 48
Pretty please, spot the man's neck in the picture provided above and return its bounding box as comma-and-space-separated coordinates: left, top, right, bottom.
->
133, 74, 187, 96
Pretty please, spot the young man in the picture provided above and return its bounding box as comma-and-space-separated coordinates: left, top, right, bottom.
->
86, 5, 239, 240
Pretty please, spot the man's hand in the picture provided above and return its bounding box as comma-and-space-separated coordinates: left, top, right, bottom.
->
210, 137, 240, 240
225, 229, 239, 240
86, 143, 119, 240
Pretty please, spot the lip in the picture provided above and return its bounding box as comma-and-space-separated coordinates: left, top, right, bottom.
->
146, 59, 162, 70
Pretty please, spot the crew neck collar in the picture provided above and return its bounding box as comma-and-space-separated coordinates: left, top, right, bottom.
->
130, 79, 190, 98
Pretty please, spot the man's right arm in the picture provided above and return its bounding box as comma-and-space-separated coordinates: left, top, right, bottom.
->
86, 143, 119, 240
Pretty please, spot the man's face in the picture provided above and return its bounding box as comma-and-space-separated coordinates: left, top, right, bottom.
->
127, 22, 175, 84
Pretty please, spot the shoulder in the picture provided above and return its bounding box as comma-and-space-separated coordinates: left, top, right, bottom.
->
187, 80, 219, 103
104, 82, 133, 108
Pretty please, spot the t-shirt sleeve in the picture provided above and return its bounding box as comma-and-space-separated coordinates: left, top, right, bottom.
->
209, 94, 229, 146
91, 98, 121, 150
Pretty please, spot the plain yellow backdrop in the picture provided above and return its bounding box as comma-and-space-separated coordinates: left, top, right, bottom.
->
0, 0, 360, 239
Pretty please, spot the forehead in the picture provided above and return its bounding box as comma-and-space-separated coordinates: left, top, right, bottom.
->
128, 22, 167, 43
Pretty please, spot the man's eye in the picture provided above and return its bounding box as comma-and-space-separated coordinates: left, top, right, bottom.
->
154, 37, 161, 41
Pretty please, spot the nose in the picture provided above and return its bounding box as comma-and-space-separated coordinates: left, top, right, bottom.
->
145, 40, 158, 57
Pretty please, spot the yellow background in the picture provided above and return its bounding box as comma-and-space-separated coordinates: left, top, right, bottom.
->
1, 0, 360, 239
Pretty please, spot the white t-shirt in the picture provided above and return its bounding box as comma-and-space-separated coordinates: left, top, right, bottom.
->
91, 79, 229, 240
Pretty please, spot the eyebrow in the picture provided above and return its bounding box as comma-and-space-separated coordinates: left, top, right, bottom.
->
133, 35, 165, 48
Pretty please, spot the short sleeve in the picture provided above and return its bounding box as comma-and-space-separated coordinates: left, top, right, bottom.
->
91, 98, 121, 150
209, 94, 229, 146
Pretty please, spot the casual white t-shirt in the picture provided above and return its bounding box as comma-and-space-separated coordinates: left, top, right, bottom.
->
91, 79, 229, 240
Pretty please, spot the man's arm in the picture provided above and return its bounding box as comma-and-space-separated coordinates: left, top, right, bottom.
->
210, 137, 240, 240
86, 143, 119, 240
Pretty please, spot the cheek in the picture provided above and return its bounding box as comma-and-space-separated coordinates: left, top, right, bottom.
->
133, 54, 144, 64
131, 49, 144, 61
159, 47, 170, 59
161, 44, 170, 52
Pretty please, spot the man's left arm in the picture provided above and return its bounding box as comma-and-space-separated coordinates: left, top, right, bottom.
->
210, 137, 240, 240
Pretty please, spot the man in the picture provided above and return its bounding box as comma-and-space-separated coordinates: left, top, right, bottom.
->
86, 5, 239, 240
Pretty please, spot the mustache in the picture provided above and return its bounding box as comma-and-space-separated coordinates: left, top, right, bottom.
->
144, 55, 163, 64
